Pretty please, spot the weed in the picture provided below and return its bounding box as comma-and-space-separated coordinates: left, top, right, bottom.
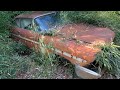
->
95, 42, 120, 76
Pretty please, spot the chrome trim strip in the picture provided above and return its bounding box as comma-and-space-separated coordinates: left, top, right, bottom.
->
63, 52, 71, 58
12, 34, 39, 44
55, 49, 62, 54
12, 34, 88, 63
76, 58, 83, 63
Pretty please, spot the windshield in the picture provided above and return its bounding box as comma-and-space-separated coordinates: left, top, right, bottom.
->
34, 13, 58, 32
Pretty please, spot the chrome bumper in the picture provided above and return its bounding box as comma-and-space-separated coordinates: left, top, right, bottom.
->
75, 64, 101, 79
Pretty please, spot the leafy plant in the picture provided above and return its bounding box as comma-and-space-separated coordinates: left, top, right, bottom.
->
95, 42, 120, 76
29, 38, 59, 78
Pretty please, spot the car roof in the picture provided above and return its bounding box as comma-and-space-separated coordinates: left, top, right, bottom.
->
15, 11, 56, 19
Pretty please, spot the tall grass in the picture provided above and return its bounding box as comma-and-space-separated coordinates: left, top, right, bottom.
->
0, 11, 33, 79
0, 34, 32, 79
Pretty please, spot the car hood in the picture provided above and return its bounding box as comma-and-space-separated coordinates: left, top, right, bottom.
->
56, 23, 115, 44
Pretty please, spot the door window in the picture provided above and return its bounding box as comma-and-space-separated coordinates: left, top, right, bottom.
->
15, 18, 33, 30
20, 18, 33, 30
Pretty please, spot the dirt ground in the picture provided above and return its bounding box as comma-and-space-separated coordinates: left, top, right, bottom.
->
16, 60, 118, 79
16, 58, 78, 79
16, 53, 118, 79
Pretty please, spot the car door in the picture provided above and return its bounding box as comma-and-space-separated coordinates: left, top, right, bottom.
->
11, 18, 40, 49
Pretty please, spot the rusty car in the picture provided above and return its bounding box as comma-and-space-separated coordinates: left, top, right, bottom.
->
10, 11, 115, 79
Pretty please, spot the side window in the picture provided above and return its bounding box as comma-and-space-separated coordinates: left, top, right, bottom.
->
20, 18, 33, 30
15, 18, 21, 28
15, 18, 33, 30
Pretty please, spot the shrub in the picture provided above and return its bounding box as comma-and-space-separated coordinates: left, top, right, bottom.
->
95, 43, 120, 76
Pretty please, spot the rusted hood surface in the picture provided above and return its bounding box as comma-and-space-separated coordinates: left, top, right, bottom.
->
56, 23, 115, 44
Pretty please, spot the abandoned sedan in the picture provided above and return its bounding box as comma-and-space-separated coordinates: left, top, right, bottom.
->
10, 11, 115, 79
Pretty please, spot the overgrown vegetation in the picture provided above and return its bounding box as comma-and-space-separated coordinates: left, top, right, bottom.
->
95, 43, 120, 77
0, 11, 29, 34
0, 34, 32, 79
0, 11, 34, 79
1, 11, 120, 79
